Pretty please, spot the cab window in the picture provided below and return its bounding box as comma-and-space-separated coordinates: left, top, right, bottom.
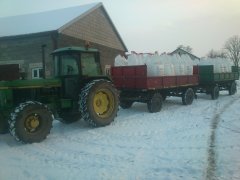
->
60, 54, 79, 76
81, 53, 101, 76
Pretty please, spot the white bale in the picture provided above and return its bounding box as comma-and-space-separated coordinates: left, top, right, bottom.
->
143, 55, 151, 65
147, 64, 155, 76
153, 54, 159, 64
179, 64, 185, 75
214, 58, 221, 73
183, 55, 193, 75
164, 63, 174, 76
127, 54, 139, 66
137, 54, 145, 65
114, 55, 127, 66
158, 64, 165, 76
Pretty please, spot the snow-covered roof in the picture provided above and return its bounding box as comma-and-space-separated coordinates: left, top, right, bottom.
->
0, 2, 101, 37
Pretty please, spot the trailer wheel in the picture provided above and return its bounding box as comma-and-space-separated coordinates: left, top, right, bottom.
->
182, 88, 194, 105
211, 85, 219, 100
80, 79, 119, 127
120, 100, 133, 109
229, 81, 237, 95
147, 93, 163, 113
8, 101, 53, 143
162, 94, 167, 101
0, 113, 8, 134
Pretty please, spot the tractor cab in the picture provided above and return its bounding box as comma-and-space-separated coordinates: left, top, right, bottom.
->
53, 47, 102, 78
52, 47, 103, 99
52, 47, 110, 123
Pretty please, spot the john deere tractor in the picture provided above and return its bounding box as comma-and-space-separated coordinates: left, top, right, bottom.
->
0, 47, 119, 143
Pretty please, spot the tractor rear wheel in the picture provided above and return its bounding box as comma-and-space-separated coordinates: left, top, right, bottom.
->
229, 81, 237, 95
0, 113, 8, 134
182, 88, 194, 105
147, 93, 163, 113
79, 79, 119, 127
211, 85, 219, 100
8, 101, 53, 143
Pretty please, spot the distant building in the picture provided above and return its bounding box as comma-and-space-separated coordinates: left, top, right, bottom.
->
170, 48, 200, 60
0, 3, 127, 79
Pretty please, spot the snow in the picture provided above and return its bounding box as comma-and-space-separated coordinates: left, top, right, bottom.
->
1, 83, 240, 179
0, 2, 100, 37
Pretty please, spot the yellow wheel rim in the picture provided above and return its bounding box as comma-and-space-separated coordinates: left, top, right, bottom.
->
25, 114, 40, 132
93, 89, 115, 118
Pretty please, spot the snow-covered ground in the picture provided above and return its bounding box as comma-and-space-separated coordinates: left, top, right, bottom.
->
1, 83, 240, 180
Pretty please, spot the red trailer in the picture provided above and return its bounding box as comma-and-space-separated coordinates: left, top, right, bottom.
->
111, 65, 199, 112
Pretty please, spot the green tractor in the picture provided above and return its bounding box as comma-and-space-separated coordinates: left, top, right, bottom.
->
0, 47, 119, 143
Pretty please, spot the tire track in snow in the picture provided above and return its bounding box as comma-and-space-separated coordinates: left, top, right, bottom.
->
206, 95, 240, 180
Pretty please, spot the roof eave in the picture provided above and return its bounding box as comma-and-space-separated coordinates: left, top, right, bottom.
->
0, 30, 57, 40
171, 48, 200, 60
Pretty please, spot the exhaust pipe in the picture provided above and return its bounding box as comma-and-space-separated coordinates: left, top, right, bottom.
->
41, 44, 46, 79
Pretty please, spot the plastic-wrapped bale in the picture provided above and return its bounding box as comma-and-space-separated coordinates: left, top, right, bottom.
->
164, 63, 175, 76
127, 54, 145, 66
182, 55, 193, 75
146, 55, 165, 77
159, 55, 171, 76
171, 54, 185, 76
172, 54, 181, 76
142, 55, 151, 65
147, 63, 165, 77
199, 57, 232, 73
114, 55, 127, 66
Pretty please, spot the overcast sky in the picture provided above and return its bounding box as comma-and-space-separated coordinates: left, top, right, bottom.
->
0, 0, 240, 57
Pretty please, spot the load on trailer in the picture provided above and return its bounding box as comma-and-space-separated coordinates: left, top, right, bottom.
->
0, 47, 119, 143
111, 54, 239, 112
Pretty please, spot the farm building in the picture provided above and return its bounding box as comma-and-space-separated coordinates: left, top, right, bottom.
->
0, 2, 127, 79
170, 48, 200, 60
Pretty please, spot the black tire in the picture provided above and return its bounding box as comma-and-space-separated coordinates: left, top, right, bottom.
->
211, 85, 219, 100
182, 88, 194, 105
229, 81, 237, 95
0, 113, 8, 134
79, 79, 119, 127
147, 93, 163, 113
120, 100, 133, 109
8, 101, 53, 143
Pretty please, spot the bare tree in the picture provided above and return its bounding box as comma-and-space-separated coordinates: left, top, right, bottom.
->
224, 35, 240, 67
177, 45, 193, 53
207, 49, 227, 58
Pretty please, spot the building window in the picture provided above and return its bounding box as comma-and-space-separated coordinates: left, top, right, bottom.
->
32, 68, 43, 79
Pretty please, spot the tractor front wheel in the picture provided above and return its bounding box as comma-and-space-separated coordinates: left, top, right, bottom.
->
8, 101, 53, 143
79, 79, 119, 127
